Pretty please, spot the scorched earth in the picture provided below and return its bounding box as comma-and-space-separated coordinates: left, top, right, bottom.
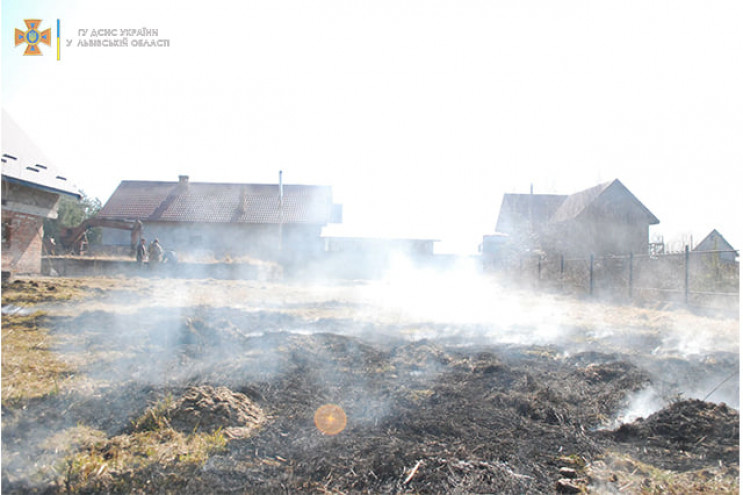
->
1, 270, 739, 494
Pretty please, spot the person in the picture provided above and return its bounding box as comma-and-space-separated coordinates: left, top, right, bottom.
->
43, 237, 57, 256
136, 238, 148, 268
163, 250, 178, 264
148, 238, 163, 268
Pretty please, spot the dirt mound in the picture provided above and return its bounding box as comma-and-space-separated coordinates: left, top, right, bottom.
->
165, 386, 266, 439
613, 399, 739, 469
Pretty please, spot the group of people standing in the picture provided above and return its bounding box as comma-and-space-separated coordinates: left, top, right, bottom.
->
136, 238, 163, 268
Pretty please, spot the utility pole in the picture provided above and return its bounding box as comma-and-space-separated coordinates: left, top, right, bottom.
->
278, 170, 284, 251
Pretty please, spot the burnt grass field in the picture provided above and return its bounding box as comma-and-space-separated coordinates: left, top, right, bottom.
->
1, 273, 739, 494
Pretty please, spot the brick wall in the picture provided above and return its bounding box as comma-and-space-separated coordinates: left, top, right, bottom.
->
1, 209, 44, 274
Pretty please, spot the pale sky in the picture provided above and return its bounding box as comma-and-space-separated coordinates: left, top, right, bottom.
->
3, 0, 742, 253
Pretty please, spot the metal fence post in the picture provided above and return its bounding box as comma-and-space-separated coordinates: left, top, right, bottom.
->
537, 256, 542, 283
684, 245, 690, 304
589, 254, 594, 296
628, 252, 633, 299
560, 254, 564, 290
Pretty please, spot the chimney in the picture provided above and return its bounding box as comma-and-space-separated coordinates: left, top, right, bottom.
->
178, 175, 189, 191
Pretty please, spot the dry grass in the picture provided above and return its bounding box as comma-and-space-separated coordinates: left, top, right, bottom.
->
2, 279, 84, 305
58, 398, 229, 494
1, 312, 75, 404
1, 277, 116, 404
1, 277, 133, 306
588, 452, 740, 494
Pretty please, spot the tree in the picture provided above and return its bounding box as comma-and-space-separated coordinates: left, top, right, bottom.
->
44, 192, 103, 247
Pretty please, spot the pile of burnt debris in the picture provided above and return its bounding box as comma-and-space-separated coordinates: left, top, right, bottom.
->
611, 399, 739, 471
2, 309, 738, 494
189, 333, 737, 494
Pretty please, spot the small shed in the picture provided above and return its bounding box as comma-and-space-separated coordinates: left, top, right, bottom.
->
2, 111, 81, 275
693, 229, 737, 264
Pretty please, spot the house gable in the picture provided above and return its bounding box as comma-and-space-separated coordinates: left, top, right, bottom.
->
694, 229, 735, 252
551, 179, 659, 225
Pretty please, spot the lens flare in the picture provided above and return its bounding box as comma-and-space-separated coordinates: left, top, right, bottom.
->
314, 404, 347, 435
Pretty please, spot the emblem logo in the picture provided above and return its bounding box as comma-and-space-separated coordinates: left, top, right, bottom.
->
15, 19, 52, 56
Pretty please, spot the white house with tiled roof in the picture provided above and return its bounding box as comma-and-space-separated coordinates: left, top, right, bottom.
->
96, 175, 342, 259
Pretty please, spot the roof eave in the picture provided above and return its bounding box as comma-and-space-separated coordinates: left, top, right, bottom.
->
1, 174, 82, 199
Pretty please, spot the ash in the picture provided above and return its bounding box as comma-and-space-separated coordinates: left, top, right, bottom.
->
1, 277, 738, 494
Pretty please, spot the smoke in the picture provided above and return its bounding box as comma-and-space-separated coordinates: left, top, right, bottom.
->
600, 387, 666, 430
601, 364, 740, 431
49, 260, 739, 421
362, 253, 569, 347
3, 256, 737, 490
360, 254, 739, 419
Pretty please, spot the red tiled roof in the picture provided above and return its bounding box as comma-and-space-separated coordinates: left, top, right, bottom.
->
98, 180, 334, 225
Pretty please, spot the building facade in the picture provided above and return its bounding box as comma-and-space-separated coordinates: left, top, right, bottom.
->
2, 111, 81, 275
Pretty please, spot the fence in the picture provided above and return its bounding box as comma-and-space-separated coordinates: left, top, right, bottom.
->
497, 248, 739, 310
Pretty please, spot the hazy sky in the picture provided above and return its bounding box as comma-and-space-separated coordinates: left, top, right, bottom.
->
3, 0, 742, 253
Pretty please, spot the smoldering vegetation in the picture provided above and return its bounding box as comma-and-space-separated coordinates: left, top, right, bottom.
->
1, 268, 739, 494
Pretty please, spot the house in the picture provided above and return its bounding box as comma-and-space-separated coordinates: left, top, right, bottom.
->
2, 111, 81, 275
494, 179, 659, 257
693, 229, 737, 264
495, 190, 566, 251
95, 175, 342, 259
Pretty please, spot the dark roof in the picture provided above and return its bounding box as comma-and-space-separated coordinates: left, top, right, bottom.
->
550, 181, 612, 222
551, 179, 659, 225
1, 110, 81, 198
694, 229, 735, 252
98, 179, 335, 225
495, 193, 566, 234
495, 179, 659, 234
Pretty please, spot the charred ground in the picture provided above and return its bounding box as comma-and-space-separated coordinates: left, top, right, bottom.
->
1, 276, 739, 494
